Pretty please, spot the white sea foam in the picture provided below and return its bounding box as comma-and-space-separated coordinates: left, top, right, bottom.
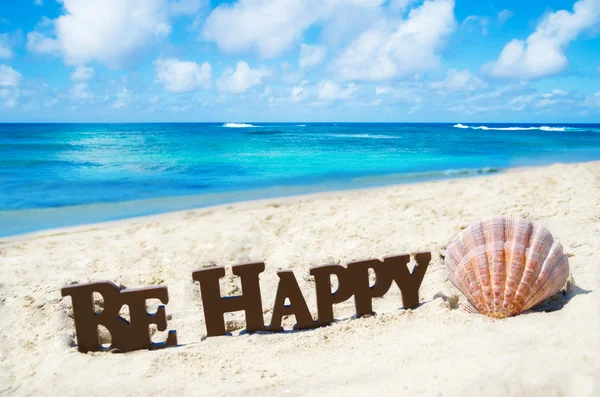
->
329, 133, 399, 139
442, 167, 498, 176
223, 123, 256, 128
353, 166, 500, 184
454, 124, 571, 132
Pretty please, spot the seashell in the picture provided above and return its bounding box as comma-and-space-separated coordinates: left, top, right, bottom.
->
445, 216, 569, 318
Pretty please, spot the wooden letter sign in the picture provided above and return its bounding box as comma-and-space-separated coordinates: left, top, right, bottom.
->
61, 251, 431, 353
61, 281, 177, 353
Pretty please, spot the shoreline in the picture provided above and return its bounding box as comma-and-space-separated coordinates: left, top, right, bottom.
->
1, 159, 599, 396
1, 160, 596, 241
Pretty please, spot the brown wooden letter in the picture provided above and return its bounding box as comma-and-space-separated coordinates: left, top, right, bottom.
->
120, 286, 178, 351
192, 262, 266, 337
385, 252, 431, 309
310, 264, 354, 326
61, 281, 177, 353
347, 258, 394, 316
269, 270, 315, 331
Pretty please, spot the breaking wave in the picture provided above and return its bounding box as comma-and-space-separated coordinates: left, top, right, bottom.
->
327, 133, 399, 139
453, 124, 576, 132
223, 123, 256, 128
353, 166, 501, 184
441, 167, 500, 176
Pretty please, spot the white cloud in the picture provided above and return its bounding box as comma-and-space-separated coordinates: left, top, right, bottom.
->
279, 61, 308, 85
0, 87, 19, 108
112, 87, 132, 108
461, 15, 489, 35
69, 82, 93, 101
35, 0, 43, 5
27, 0, 173, 68
541, 89, 568, 98
0, 65, 21, 108
429, 69, 486, 91
154, 58, 212, 93
317, 80, 358, 100
456, 83, 589, 114
390, 0, 419, 13
217, 61, 269, 94
71, 66, 94, 81
168, 0, 204, 16
318, 0, 386, 46
507, 94, 538, 111
287, 79, 359, 102
371, 82, 425, 104
202, 0, 319, 58
0, 34, 13, 59
498, 9, 514, 24
290, 81, 310, 102
299, 44, 326, 69
585, 90, 600, 108
26, 31, 60, 55
485, 0, 600, 79
334, 0, 456, 81
45, 97, 58, 108
0, 65, 21, 87
202, 0, 386, 58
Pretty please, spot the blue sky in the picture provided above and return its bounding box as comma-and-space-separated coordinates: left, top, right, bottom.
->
0, 0, 599, 122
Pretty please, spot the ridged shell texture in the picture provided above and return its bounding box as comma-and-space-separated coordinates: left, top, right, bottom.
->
445, 216, 569, 318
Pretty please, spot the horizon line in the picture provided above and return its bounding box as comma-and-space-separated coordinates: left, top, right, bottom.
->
1, 121, 599, 125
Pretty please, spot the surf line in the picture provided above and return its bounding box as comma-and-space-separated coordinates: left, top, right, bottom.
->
61, 252, 431, 353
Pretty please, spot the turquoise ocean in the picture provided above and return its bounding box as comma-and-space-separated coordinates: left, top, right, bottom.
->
1, 122, 599, 237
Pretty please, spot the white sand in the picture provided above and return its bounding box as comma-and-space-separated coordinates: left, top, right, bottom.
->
1, 161, 599, 396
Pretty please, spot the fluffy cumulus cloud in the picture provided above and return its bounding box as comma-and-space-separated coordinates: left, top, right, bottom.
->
26, 31, 61, 55
202, 0, 386, 58
299, 44, 327, 68
71, 66, 94, 81
389, 0, 419, 12
333, 0, 456, 81
217, 61, 269, 93
485, 0, 600, 80
154, 58, 212, 93
0, 65, 22, 108
0, 34, 13, 59
202, 0, 319, 58
69, 82, 93, 101
26, 0, 199, 68
0, 65, 21, 88
317, 80, 358, 100
429, 69, 486, 91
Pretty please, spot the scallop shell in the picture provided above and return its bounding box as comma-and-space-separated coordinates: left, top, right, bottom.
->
445, 216, 569, 318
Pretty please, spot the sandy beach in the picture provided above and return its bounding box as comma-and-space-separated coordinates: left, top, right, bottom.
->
1, 161, 599, 396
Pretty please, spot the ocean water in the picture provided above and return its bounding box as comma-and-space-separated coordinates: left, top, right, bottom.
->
1, 122, 600, 237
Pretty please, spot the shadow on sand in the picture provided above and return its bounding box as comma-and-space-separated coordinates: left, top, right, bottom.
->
529, 278, 591, 313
